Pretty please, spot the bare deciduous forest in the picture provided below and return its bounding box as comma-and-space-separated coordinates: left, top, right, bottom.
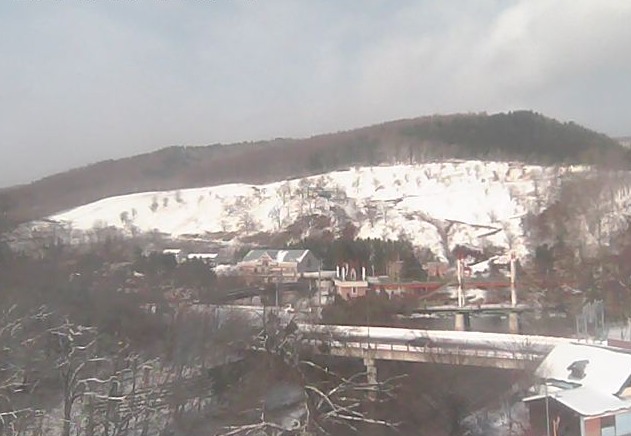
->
0, 236, 533, 436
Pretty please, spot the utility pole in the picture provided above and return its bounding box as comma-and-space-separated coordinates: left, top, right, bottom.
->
275, 268, 280, 307
367, 267, 371, 349
317, 260, 322, 311
457, 257, 464, 308
263, 287, 267, 337
545, 381, 551, 436
454, 257, 470, 331
509, 251, 521, 334
510, 251, 517, 308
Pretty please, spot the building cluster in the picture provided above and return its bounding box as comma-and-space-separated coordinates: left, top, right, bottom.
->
153, 245, 517, 306
232, 248, 452, 302
237, 249, 321, 284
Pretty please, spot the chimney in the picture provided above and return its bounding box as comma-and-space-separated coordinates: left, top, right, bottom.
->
362, 266, 366, 281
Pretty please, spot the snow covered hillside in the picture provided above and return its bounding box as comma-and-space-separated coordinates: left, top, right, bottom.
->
44, 160, 598, 260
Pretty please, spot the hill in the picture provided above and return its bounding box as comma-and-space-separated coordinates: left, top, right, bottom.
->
11, 160, 626, 266
0, 111, 626, 226
42, 161, 567, 260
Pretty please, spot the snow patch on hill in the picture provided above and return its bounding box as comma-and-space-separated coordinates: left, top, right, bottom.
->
48, 161, 584, 260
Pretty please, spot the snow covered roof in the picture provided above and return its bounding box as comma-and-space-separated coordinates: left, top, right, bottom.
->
524, 386, 631, 417
241, 249, 313, 264
163, 248, 183, 254
536, 343, 631, 395
554, 387, 631, 417
187, 253, 218, 260
301, 271, 337, 279
468, 259, 492, 275
526, 343, 631, 416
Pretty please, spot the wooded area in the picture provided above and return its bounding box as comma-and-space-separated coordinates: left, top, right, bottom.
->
0, 237, 524, 435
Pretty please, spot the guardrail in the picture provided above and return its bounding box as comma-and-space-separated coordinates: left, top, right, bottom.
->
297, 324, 573, 353
304, 338, 544, 361
302, 338, 547, 369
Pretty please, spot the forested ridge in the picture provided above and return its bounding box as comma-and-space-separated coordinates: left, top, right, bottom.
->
0, 111, 626, 227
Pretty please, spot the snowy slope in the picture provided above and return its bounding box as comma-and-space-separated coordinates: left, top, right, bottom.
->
47, 160, 589, 260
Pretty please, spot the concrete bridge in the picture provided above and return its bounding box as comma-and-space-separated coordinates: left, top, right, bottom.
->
297, 324, 575, 378
185, 305, 572, 370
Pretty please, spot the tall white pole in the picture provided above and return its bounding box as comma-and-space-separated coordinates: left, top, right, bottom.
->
510, 252, 517, 308
276, 269, 280, 307
318, 261, 322, 311
457, 258, 464, 308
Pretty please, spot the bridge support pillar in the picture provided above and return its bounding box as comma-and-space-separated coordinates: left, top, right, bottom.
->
363, 357, 378, 401
454, 312, 471, 331
509, 312, 521, 334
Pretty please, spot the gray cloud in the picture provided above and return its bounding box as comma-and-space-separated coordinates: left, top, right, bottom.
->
1, 0, 630, 187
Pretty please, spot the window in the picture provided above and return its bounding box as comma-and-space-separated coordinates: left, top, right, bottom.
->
601, 415, 615, 436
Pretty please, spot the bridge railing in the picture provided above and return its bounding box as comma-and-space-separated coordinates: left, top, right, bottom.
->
303, 338, 545, 362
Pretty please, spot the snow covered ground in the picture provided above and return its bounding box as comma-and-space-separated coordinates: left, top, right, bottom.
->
42, 160, 629, 260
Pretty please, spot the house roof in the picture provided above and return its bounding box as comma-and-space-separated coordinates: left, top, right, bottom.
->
524, 386, 631, 417
187, 253, 218, 260
241, 249, 313, 263
536, 343, 631, 395
525, 343, 631, 416
554, 387, 631, 417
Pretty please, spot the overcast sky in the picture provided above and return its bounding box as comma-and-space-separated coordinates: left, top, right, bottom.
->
1, 0, 630, 187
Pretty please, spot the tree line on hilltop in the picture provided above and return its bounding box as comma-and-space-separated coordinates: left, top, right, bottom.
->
0, 110, 626, 227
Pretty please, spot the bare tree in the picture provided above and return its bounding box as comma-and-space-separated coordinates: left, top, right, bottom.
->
217, 316, 401, 435
0, 305, 54, 435
49, 321, 109, 436
240, 211, 255, 234
296, 178, 313, 218
268, 205, 282, 231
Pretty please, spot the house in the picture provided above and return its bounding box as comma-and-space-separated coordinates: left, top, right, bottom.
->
524, 343, 631, 436
334, 265, 369, 300
237, 249, 321, 283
